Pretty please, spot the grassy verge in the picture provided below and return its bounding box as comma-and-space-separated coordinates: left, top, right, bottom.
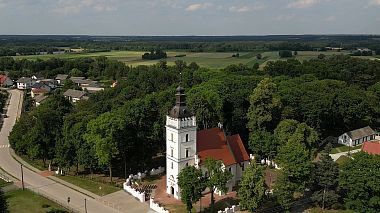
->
0, 178, 12, 187
5, 189, 68, 213
331, 144, 362, 154
55, 175, 120, 196
309, 207, 354, 213
336, 155, 351, 166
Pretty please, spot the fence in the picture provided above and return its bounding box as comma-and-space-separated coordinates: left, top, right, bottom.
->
129, 166, 165, 181
123, 182, 145, 202
150, 197, 169, 213
30, 188, 80, 213
217, 205, 240, 213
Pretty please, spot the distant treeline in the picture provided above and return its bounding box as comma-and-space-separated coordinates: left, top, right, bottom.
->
1, 35, 380, 56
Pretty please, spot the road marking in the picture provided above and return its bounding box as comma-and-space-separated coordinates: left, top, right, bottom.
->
0, 144, 10, 149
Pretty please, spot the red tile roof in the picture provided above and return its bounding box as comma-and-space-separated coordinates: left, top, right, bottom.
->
197, 127, 249, 166
227, 134, 250, 163
0, 75, 8, 84
32, 88, 49, 93
362, 141, 380, 155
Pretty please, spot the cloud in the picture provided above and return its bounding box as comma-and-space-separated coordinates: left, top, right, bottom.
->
324, 16, 336, 22
229, 4, 266, 13
287, 0, 326, 9
369, 0, 380, 6
185, 3, 212, 11
51, 0, 117, 15
275, 14, 296, 21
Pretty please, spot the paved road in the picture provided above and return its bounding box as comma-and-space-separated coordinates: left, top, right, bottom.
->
330, 149, 361, 161
0, 89, 120, 213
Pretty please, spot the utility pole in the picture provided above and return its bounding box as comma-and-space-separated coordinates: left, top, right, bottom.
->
84, 198, 87, 213
21, 164, 24, 190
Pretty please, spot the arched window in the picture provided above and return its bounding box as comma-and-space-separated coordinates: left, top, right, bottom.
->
186, 149, 189, 158
170, 133, 173, 141
171, 149, 173, 157
185, 163, 188, 167
185, 134, 189, 142
171, 162, 173, 169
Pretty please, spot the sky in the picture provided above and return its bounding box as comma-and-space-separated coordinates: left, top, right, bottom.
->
0, 0, 380, 35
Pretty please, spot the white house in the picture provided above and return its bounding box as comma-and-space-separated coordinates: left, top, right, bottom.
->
166, 86, 250, 199
338, 126, 376, 147
16, 77, 34, 90
63, 89, 88, 103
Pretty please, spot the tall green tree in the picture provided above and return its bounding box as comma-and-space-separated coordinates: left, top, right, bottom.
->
177, 166, 205, 213
238, 163, 266, 212
247, 78, 281, 131
312, 149, 339, 209
84, 111, 124, 182
274, 173, 294, 211
204, 158, 232, 213
339, 152, 380, 212
276, 139, 313, 191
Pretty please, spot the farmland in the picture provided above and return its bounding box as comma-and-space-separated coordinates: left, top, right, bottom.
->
13, 50, 379, 70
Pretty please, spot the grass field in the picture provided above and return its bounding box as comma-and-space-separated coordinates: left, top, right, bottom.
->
330, 144, 362, 154
5, 189, 68, 213
55, 175, 120, 196
14, 50, 373, 69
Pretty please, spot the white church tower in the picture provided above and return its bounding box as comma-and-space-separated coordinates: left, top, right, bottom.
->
166, 86, 197, 199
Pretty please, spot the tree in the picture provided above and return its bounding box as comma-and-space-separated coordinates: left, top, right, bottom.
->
204, 158, 232, 213
178, 166, 205, 213
279, 50, 293, 58
311, 148, 339, 209
247, 78, 281, 131
247, 78, 281, 158
274, 173, 294, 211
339, 152, 380, 212
0, 189, 7, 213
238, 163, 266, 212
276, 139, 313, 191
84, 111, 124, 182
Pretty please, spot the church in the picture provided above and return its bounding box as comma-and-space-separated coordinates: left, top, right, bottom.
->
166, 86, 250, 199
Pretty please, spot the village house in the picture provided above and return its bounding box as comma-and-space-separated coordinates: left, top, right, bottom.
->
55, 74, 69, 85
16, 77, 34, 90
33, 94, 48, 107
338, 126, 376, 147
0, 75, 13, 87
166, 86, 250, 199
63, 89, 88, 103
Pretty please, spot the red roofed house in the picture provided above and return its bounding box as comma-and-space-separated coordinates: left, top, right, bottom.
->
362, 141, 380, 155
166, 86, 250, 199
0, 75, 13, 87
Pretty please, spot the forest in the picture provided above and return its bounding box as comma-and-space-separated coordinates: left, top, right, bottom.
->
4, 52, 380, 212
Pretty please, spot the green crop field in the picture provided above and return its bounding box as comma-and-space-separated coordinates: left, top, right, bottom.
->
13, 50, 371, 70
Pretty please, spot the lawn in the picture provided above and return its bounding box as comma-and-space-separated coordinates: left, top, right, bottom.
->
336, 155, 351, 166
5, 189, 68, 213
55, 175, 120, 196
330, 144, 362, 154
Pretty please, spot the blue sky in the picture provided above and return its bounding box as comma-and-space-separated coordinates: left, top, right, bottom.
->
0, 0, 379, 35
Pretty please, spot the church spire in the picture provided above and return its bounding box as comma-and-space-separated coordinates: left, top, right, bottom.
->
169, 85, 193, 118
